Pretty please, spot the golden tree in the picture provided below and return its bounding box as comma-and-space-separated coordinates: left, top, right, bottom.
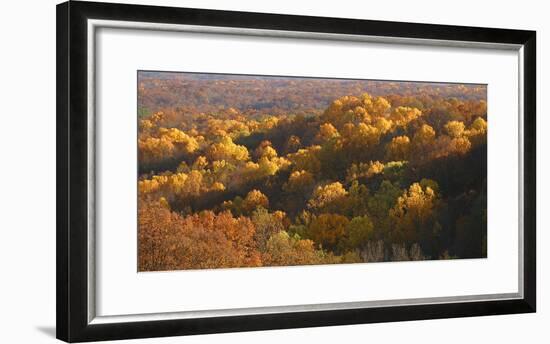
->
307, 213, 349, 250
389, 181, 439, 244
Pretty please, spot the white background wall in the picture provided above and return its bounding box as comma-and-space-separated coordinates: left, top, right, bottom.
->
0, 0, 546, 343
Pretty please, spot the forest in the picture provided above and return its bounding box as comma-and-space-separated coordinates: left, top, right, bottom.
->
137, 72, 487, 271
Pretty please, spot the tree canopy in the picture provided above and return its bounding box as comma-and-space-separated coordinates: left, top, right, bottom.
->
138, 74, 487, 271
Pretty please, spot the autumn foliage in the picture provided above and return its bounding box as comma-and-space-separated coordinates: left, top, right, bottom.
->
138, 72, 487, 271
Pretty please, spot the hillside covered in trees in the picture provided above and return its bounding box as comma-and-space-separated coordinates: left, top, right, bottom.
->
138, 72, 487, 271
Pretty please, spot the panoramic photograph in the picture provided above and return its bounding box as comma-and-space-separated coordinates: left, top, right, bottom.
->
137, 71, 487, 272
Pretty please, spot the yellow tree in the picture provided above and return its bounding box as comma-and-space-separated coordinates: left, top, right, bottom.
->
389, 181, 440, 245
308, 182, 348, 213
341, 122, 381, 150
370, 96, 392, 116
386, 135, 411, 161
389, 106, 422, 127
465, 117, 487, 145
444, 120, 466, 138
206, 136, 249, 163
242, 189, 270, 214
288, 145, 322, 174
346, 160, 385, 182
315, 123, 340, 143
254, 140, 278, 160
412, 124, 436, 160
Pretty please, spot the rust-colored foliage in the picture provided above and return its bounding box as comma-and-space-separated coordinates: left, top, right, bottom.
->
139, 200, 261, 271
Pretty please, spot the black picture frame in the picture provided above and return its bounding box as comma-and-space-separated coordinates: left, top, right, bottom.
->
57, 1, 536, 342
